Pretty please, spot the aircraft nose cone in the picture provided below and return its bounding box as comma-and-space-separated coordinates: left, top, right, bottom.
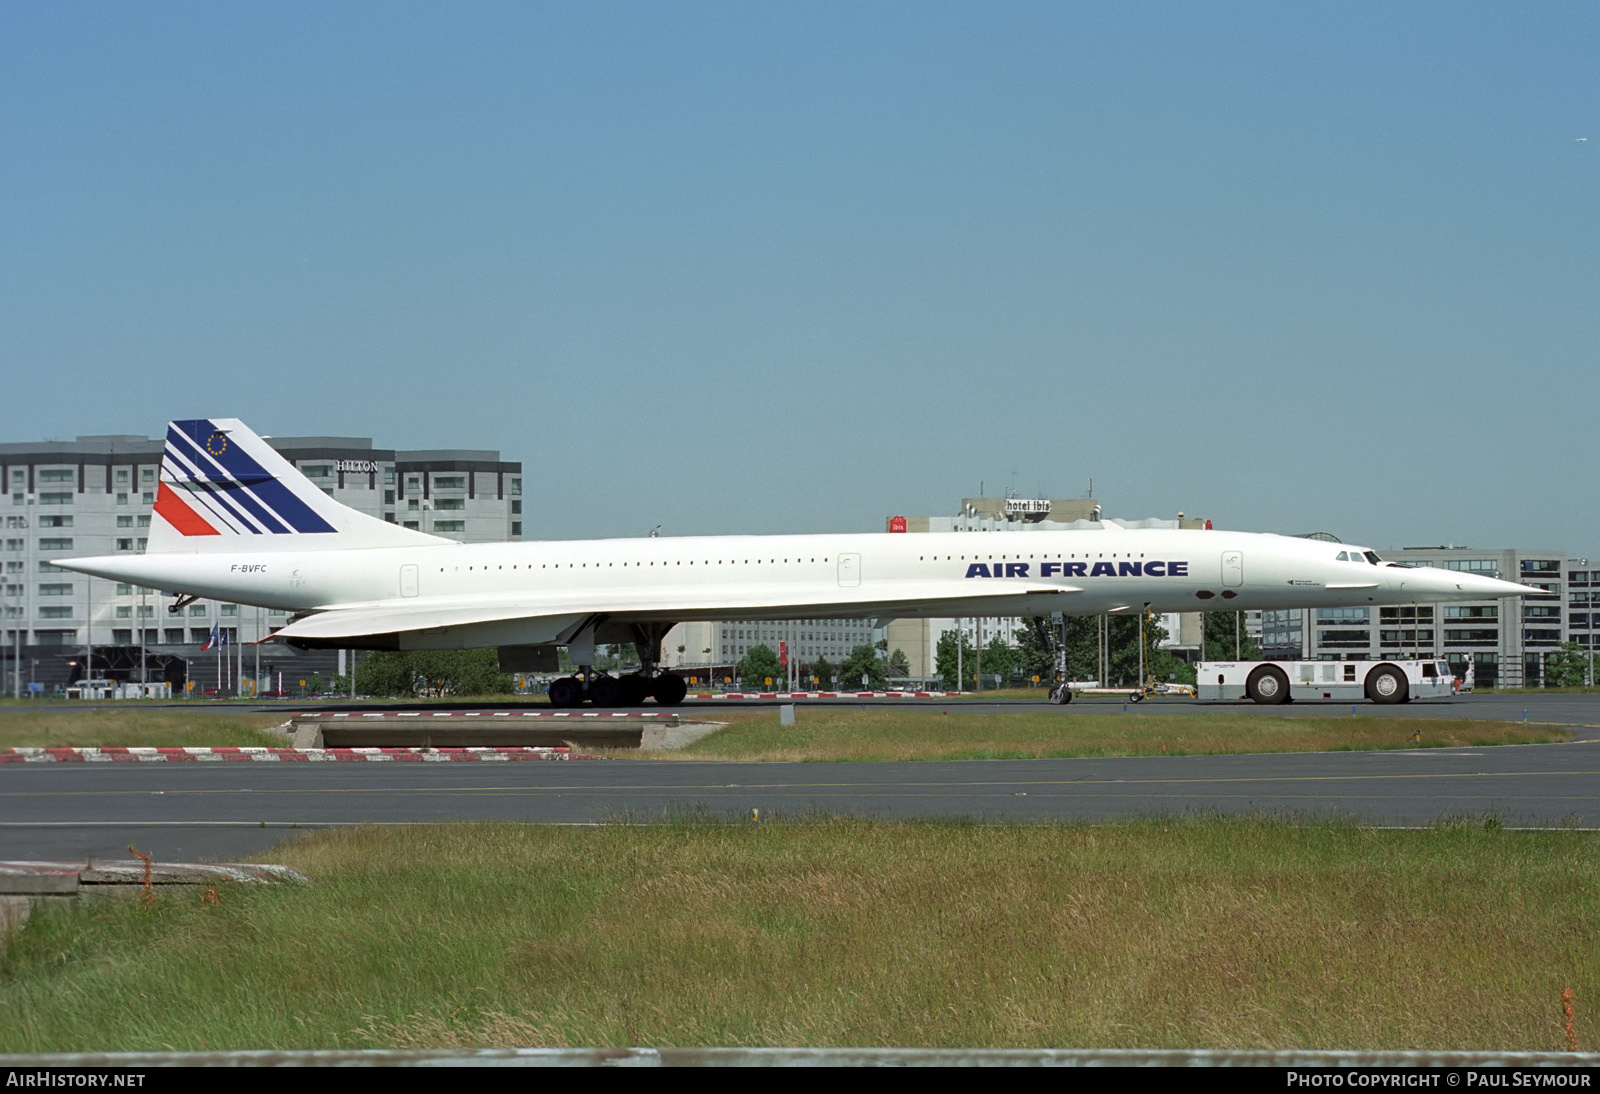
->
1402, 569, 1534, 599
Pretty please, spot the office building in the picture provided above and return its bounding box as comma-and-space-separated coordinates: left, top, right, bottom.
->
1, 429, 521, 694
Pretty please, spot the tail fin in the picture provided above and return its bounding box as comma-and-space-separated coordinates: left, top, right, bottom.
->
149, 418, 448, 553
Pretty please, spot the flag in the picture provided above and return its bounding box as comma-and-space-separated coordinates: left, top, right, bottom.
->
202, 623, 220, 651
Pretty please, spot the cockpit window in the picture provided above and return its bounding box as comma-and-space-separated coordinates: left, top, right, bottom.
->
1336, 551, 1349, 561
1364, 551, 1382, 565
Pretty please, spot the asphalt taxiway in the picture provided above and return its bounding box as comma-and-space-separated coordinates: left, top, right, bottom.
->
2, 694, 1597, 861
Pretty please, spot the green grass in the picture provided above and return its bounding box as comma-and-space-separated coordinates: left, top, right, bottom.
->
1, 819, 1594, 1051
0, 705, 1570, 759
0, 708, 288, 749
672, 708, 1568, 761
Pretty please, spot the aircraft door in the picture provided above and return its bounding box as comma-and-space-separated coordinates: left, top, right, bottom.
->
400, 564, 419, 598
837, 553, 861, 588
1221, 551, 1243, 588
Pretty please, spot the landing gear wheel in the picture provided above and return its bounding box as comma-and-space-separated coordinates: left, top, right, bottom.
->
1365, 665, 1409, 705
651, 673, 688, 706
618, 674, 651, 706
1051, 684, 1073, 704
547, 677, 583, 708
1246, 665, 1291, 705
588, 676, 622, 707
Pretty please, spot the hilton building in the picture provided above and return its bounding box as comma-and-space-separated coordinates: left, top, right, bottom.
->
2, 430, 521, 695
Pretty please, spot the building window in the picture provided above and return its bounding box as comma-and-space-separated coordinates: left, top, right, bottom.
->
384, 490, 395, 504
301, 464, 333, 478
38, 516, 69, 528
113, 629, 133, 644
117, 515, 133, 528
1318, 629, 1372, 648
164, 628, 184, 643
432, 520, 466, 533
141, 468, 155, 483
190, 628, 211, 643
38, 492, 72, 505
220, 604, 237, 616
116, 606, 132, 619
115, 469, 129, 484
510, 477, 521, 496
38, 583, 73, 596
1444, 559, 1498, 575
189, 604, 207, 616
434, 498, 465, 511
38, 469, 74, 483
38, 538, 72, 550
434, 476, 466, 490
117, 493, 129, 505
116, 539, 134, 551
38, 606, 72, 619
403, 521, 420, 530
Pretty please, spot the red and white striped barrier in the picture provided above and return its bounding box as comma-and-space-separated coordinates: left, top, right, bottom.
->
0, 747, 580, 764
292, 710, 677, 719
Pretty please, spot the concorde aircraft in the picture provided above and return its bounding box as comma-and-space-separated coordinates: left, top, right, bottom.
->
58, 419, 1533, 706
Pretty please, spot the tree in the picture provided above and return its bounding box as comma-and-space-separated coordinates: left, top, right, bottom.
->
1015, 619, 1055, 687
935, 629, 977, 690
1203, 612, 1262, 662
737, 644, 783, 689
837, 643, 887, 689
352, 649, 513, 698
982, 634, 1015, 685
1543, 642, 1590, 688
887, 647, 911, 680
811, 655, 835, 689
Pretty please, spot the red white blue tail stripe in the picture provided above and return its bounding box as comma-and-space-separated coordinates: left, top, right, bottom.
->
156, 418, 335, 538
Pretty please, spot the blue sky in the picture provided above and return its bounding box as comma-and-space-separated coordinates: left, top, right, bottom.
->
3, 2, 1596, 553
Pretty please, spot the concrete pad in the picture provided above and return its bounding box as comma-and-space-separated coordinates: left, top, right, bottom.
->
639, 720, 726, 751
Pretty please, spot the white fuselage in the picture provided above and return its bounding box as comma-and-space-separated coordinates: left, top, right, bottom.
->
63, 527, 1521, 651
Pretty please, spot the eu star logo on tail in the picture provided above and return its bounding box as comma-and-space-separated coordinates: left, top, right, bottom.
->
149, 418, 444, 553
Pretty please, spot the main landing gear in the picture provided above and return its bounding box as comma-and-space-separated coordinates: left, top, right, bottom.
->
545, 621, 689, 708
547, 671, 688, 709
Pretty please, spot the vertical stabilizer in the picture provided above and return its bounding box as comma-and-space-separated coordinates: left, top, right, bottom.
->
148, 418, 448, 553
